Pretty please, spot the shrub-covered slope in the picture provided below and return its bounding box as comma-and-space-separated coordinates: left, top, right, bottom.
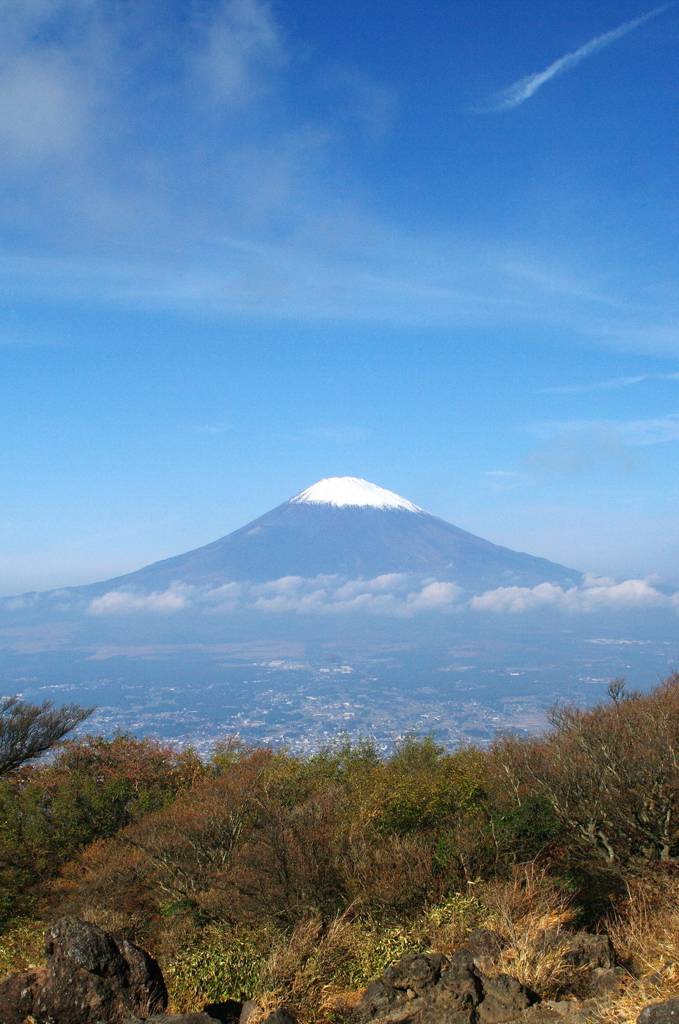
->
3, 676, 679, 1022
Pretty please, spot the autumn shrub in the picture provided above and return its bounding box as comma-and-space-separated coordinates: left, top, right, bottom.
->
50, 734, 501, 942
8, 679, 679, 1019
492, 675, 679, 867
0, 733, 203, 925
4, 690, 679, 1024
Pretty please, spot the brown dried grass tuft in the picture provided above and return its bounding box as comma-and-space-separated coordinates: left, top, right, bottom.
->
422, 868, 577, 998
254, 870, 586, 1018
255, 907, 429, 1024
606, 875, 679, 976
594, 874, 679, 1024
595, 973, 677, 1024
481, 865, 576, 940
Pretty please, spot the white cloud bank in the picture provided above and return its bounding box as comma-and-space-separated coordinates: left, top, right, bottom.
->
477, 3, 674, 113
81, 572, 679, 618
471, 577, 671, 614
87, 575, 463, 618
89, 584, 193, 614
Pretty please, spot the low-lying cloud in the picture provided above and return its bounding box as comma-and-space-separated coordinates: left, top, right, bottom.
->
89, 585, 193, 614
471, 576, 670, 614
79, 572, 679, 618
87, 574, 464, 618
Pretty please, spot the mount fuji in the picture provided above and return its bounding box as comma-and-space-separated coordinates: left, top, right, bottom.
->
2, 478, 675, 751
68, 476, 582, 598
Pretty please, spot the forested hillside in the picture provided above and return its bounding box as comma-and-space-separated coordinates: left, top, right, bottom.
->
2, 678, 679, 1022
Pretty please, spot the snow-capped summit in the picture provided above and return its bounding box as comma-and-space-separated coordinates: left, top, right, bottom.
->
291, 477, 422, 512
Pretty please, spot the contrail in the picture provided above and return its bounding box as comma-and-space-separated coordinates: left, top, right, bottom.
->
477, 2, 675, 112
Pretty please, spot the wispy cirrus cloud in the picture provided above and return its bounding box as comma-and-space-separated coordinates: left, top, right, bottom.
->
538, 372, 679, 394
197, 0, 287, 107
0, 2, 677, 352
538, 375, 647, 394
521, 411, 679, 479
544, 415, 679, 447
476, 3, 675, 113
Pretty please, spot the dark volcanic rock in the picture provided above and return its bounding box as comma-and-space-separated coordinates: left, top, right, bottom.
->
359, 949, 537, 1024
416, 953, 483, 1024
638, 998, 679, 1024
476, 973, 536, 1024
0, 917, 167, 1024
587, 967, 626, 1000
360, 977, 410, 1019
202, 999, 244, 1022
467, 930, 507, 961
531, 930, 617, 998
231, 1001, 296, 1024
383, 953, 450, 996
0, 968, 43, 1024
533, 931, 615, 972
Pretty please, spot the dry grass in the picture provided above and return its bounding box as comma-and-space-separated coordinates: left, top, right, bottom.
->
248, 871, 583, 1022
595, 874, 679, 1024
595, 975, 676, 1024
481, 867, 578, 998
256, 910, 428, 1024
606, 875, 679, 976
416, 868, 578, 999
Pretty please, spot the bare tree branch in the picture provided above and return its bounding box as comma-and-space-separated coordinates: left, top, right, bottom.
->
0, 697, 94, 775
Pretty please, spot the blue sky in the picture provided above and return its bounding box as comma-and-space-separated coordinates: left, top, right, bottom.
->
3, 0, 679, 593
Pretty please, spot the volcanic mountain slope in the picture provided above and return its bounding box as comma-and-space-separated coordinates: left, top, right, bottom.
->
72, 477, 582, 597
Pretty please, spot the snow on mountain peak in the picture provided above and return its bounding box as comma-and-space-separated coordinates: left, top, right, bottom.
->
290, 477, 423, 511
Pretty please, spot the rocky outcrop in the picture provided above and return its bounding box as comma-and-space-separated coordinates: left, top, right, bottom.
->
359, 947, 538, 1024
0, 916, 628, 1024
638, 998, 679, 1024
466, 930, 507, 961
531, 930, 623, 999
533, 931, 615, 972
0, 917, 298, 1024
0, 918, 167, 1024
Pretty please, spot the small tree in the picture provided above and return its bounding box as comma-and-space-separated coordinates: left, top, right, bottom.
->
493, 674, 679, 865
0, 696, 93, 776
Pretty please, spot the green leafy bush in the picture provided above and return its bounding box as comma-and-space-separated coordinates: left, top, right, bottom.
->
163, 927, 265, 1008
